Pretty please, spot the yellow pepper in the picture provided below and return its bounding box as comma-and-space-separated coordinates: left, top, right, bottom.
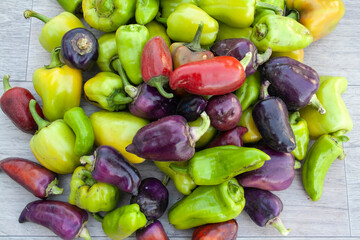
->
271, 49, 304, 63
238, 107, 262, 144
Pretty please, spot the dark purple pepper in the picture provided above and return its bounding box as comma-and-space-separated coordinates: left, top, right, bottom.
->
136, 220, 169, 240
252, 81, 296, 153
206, 93, 242, 131
126, 113, 210, 161
61, 27, 99, 71
80, 145, 141, 195
176, 94, 207, 122
130, 178, 169, 220
210, 38, 272, 76
18, 200, 91, 240
244, 188, 290, 236
260, 56, 325, 113
208, 126, 247, 148
236, 145, 296, 191
128, 83, 178, 120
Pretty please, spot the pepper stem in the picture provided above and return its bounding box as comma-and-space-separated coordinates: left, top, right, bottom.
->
227, 180, 242, 203
189, 112, 210, 143
45, 47, 65, 69
96, 0, 115, 18
331, 134, 349, 160
259, 80, 271, 100
92, 213, 104, 223
3, 74, 11, 92
23, 10, 51, 23
253, 23, 268, 41
308, 94, 326, 114
77, 223, 92, 240
111, 58, 138, 98
162, 175, 170, 186
255, 1, 284, 16
256, 47, 272, 66
289, 112, 301, 125
240, 52, 253, 70
80, 155, 96, 170
287, 10, 300, 21
46, 178, 64, 197
169, 163, 189, 175
29, 99, 50, 130
112, 92, 133, 105
82, 169, 97, 186
268, 217, 291, 236
156, 12, 167, 25
184, 22, 204, 52
294, 160, 301, 169
147, 76, 174, 98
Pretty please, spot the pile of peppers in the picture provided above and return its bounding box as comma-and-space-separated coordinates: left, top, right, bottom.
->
0, 0, 351, 239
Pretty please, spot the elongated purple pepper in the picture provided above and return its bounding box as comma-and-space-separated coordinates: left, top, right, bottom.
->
126, 112, 210, 161
80, 145, 141, 195
19, 200, 91, 240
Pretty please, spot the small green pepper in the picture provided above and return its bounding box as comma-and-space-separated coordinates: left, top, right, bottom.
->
302, 133, 349, 201
253, 0, 285, 25
145, 21, 171, 47
189, 117, 217, 148
97, 33, 117, 73
63, 107, 95, 156
289, 112, 309, 160
216, 22, 253, 41
135, 0, 159, 25
102, 203, 147, 240
235, 71, 261, 112
56, 0, 83, 14
69, 166, 120, 212
168, 178, 245, 229
160, 0, 198, 18
116, 24, 150, 85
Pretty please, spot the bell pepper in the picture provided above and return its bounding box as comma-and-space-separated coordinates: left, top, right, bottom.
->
235, 71, 261, 112
102, 203, 147, 240
160, 0, 198, 18
56, 0, 83, 14
250, 15, 313, 52
216, 22, 252, 41
168, 178, 245, 229
33, 47, 82, 121
299, 76, 353, 139
116, 24, 150, 85
29, 100, 80, 174
238, 107, 262, 143
145, 21, 171, 47
271, 49, 304, 62
23, 10, 84, 52
289, 112, 309, 160
253, 0, 285, 25
96, 33, 117, 72
135, 0, 159, 25
192, 219, 238, 240
69, 166, 120, 212
63, 107, 95, 156
89, 110, 149, 164
286, 0, 345, 41
302, 133, 349, 201
82, 0, 136, 32
84, 72, 133, 111
189, 117, 217, 148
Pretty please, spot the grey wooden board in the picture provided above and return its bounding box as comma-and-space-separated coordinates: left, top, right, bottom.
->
0, 0, 360, 239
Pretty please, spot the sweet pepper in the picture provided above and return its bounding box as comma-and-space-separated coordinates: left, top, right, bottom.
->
238, 107, 262, 144
271, 49, 304, 62
289, 112, 309, 160
56, 0, 83, 14
97, 33, 118, 72
135, 0, 159, 25
216, 22, 252, 41
160, 0, 198, 18
235, 71, 261, 112
253, 0, 285, 25
145, 21, 171, 47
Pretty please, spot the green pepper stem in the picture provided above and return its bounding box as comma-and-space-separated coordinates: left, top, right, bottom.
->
147, 76, 174, 98
256, 47, 272, 66
289, 112, 301, 125
240, 52, 252, 70
169, 163, 189, 175
156, 12, 167, 25
96, 0, 115, 18
80, 155, 95, 168
111, 58, 138, 98
92, 212, 104, 223
77, 224, 92, 240
46, 178, 64, 197
259, 80, 271, 100
29, 99, 50, 130
255, 1, 284, 16
3, 74, 11, 92
287, 10, 300, 21
331, 134, 349, 160
162, 175, 170, 186
184, 22, 204, 52
112, 92, 133, 105
309, 94, 326, 114
227, 180, 242, 204
253, 23, 268, 41
189, 112, 211, 143
45, 47, 65, 69
23, 9, 51, 23
294, 160, 301, 169
81, 169, 97, 186
268, 217, 291, 236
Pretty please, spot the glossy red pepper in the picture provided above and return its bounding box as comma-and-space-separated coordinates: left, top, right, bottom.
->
192, 219, 238, 240
169, 54, 251, 96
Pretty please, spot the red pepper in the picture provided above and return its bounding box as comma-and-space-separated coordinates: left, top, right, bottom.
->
0, 75, 43, 134
141, 36, 174, 98
192, 219, 238, 240
169, 53, 251, 96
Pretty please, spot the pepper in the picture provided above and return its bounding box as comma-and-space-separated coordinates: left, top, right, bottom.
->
97, 33, 118, 72
302, 133, 349, 201
253, 0, 285, 25
289, 112, 309, 160
116, 24, 150, 85
160, 0, 198, 18
33, 47, 82, 121
192, 219, 238, 240
235, 71, 261, 112
136, 0, 159, 25
145, 21, 171, 47
29, 100, 80, 174
89, 110, 149, 164
189, 117, 217, 148
271, 49, 304, 62
208, 126, 248, 148
299, 76, 353, 139
168, 178, 245, 229
56, 0, 83, 14
102, 203, 147, 240
286, 0, 345, 41
216, 22, 253, 41
82, 0, 136, 32
238, 107, 262, 144
250, 15, 313, 52
69, 166, 120, 213
64, 107, 95, 156
84, 72, 133, 111
23, 10, 84, 52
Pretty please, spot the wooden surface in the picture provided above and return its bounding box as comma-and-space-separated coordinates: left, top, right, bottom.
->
0, 0, 359, 239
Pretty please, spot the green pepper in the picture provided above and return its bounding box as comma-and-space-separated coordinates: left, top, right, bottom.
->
170, 145, 270, 185
64, 107, 95, 156
160, 0, 198, 18
56, 0, 83, 14
102, 203, 147, 240
82, 0, 136, 32
145, 21, 171, 47
154, 161, 197, 195
189, 117, 217, 148
168, 178, 245, 229
116, 24, 150, 85
235, 71, 261, 112
216, 22, 253, 41
250, 15, 313, 52
135, 0, 159, 25
29, 100, 80, 174
289, 112, 309, 160
253, 0, 285, 25
69, 166, 120, 212
302, 133, 349, 201
23, 10, 84, 52
97, 33, 117, 72
238, 107, 262, 144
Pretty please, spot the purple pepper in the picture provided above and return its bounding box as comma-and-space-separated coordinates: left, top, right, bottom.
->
244, 188, 290, 236
19, 200, 91, 240
136, 220, 169, 240
126, 112, 210, 161
211, 38, 272, 76
176, 94, 207, 122
236, 145, 297, 191
260, 57, 325, 113
80, 145, 141, 195
130, 177, 169, 220
208, 126, 247, 148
